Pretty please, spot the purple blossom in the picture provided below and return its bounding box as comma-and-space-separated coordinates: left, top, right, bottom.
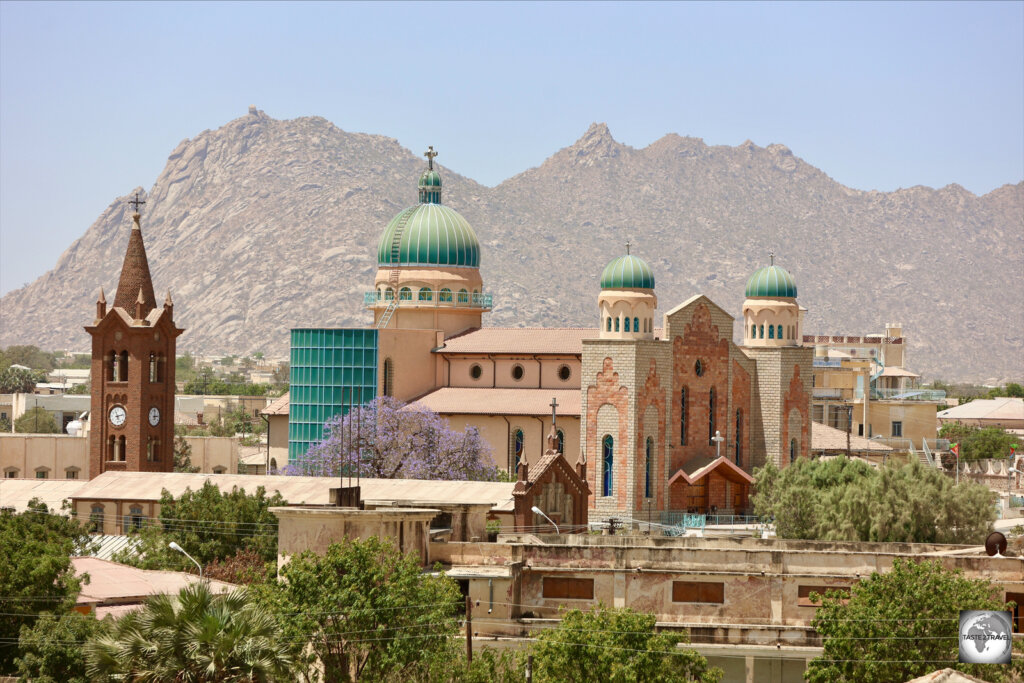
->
288, 396, 499, 481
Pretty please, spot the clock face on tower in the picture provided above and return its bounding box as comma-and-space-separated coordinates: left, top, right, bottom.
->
109, 405, 126, 427
149, 407, 161, 426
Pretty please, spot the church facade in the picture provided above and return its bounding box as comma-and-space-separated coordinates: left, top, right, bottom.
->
287, 151, 812, 519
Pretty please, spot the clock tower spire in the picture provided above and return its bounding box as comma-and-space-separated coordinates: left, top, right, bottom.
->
86, 193, 183, 479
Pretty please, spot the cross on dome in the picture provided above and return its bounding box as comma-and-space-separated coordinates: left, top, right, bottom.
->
626, 241, 631, 255
424, 146, 438, 170
128, 191, 146, 214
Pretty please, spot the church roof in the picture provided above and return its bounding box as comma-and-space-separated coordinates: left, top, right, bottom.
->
113, 212, 157, 315
437, 327, 598, 355
411, 387, 581, 417
376, 203, 480, 268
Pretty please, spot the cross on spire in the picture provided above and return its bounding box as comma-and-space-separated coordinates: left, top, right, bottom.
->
626, 241, 631, 255
128, 192, 146, 214
550, 396, 559, 427
424, 146, 438, 170
769, 250, 775, 266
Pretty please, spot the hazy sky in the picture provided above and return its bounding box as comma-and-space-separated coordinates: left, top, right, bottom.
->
1, 1, 1021, 296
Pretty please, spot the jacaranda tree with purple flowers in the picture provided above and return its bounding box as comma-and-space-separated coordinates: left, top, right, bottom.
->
290, 396, 500, 481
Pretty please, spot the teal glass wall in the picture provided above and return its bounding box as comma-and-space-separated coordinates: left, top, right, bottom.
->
288, 328, 378, 463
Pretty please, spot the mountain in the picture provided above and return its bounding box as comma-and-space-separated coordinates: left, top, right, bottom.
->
1, 110, 1021, 382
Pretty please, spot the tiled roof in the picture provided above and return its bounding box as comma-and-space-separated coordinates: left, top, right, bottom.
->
412, 388, 581, 416
811, 421, 892, 452
262, 392, 290, 415
937, 397, 1023, 421
72, 557, 234, 606
113, 214, 157, 315
68, 471, 515, 510
0, 478, 86, 512
437, 328, 599, 355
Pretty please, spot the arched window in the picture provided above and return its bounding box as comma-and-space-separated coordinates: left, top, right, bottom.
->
439, 288, 452, 302
399, 287, 412, 301
735, 410, 742, 467
127, 505, 145, 532
759, 325, 765, 339
146, 438, 154, 462
602, 435, 614, 497
108, 351, 117, 381
777, 325, 783, 339
382, 358, 393, 397
556, 429, 564, 455
606, 317, 612, 332
768, 325, 775, 339
513, 429, 524, 474
624, 317, 630, 332
149, 352, 157, 382
679, 388, 687, 445
790, 438, 798, 463
385, 288, 395, 301
89, 505, 104, 533
118, 436, 126, 462
708, 388, 716, 445
614, 318, 620, 332
107, 436, 117, 462
751, 324, 756, 338
418, 288, 432, 301
119, 351, 128, 381
458, 289, 469, 303
633, 317, 640, 333
644, 437, 653, 499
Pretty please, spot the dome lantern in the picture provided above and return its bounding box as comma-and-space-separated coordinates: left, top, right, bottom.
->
742, 253, 803, 348
598, 244, 657, 340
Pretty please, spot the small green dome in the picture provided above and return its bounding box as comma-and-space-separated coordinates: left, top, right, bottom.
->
419, 170, 442, 188
745, 265, 797, 298
377, 203, 480, 268
601, 254, 655, 289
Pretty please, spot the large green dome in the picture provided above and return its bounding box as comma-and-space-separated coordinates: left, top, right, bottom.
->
745, 264, 797, 298
376, 201, 480, 268
601, 254, 655, 289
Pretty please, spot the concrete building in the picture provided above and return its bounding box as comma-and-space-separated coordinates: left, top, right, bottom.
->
938, 397, 1024, 431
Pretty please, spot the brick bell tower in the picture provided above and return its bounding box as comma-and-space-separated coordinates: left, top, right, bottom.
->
86, 193, 183, 479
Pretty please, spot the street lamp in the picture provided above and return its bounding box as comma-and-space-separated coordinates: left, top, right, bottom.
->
169, 541, 202, 579
712, 430, 724, 459
531, 505, 560, 535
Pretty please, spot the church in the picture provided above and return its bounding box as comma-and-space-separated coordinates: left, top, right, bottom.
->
285, 148, 813, 521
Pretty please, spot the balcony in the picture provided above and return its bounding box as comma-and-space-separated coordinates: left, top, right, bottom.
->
812, 387, 843, 399
869, 388, 946, 402
364, 290, 493, 309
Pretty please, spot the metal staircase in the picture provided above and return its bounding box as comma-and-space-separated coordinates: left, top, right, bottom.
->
377, 209, 413, 330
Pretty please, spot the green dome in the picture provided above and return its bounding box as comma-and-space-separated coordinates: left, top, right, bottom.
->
745, 265, 797, 298
377, 203, 480, 268
419, 170, 442, 187
600, 254, 655, 289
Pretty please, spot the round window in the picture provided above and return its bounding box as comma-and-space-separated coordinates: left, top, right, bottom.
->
512, 364, 525, 381
695, 360, 704, 377
470, 364, 482, 380
558, 365, 571, 381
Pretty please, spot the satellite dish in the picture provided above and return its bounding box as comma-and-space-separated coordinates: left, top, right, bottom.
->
985, 531, 1007, 557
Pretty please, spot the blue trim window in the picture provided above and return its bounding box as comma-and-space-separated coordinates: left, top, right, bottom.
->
607, 317, 612, 332
735, 410, 742, 467
556, 429, 564, 455
633, 317, 640, 333
614, 318, 620, 332
644, 437, 653, 498
790, 438, 798, 463
751, 324, 756, 338
624, 317, 630, 332
513, 429, 524, 474
759, 325, 764, 339
680, 388, 687, 445
768, 325, 775, 339
602, 435, 614, 497
708, 388, 716, 445
777, 325, 783, 340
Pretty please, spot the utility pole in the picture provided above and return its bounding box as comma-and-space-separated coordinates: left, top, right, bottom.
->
845, 405, 852, 458
525, 654, 533, 683
465, 594, 473, 664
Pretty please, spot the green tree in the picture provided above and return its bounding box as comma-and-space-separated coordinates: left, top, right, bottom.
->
173, 434, 200, 472
66, 381, 90, 394
807, 558, 1021, 683
0, 344, 57, 371
0, 501, 92, 673
114, 482, 284, 571
257, 537, 463, 682
0, 365, 39, 392
939, 424, 1018, 461
1004, 382, 1024, 398
531, 605, 721, 683
14, 405, 60, 433
85, 582, 292, 682
752, 459, 996, 544
15, 610, 99, 683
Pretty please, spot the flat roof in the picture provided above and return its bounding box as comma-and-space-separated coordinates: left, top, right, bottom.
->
811, 421, 893, 451
0, 478, 87, 512
437, 327, 597, 355
72, 557, 234, 605
412, 387, 581, 417
937, 397, 1023, 421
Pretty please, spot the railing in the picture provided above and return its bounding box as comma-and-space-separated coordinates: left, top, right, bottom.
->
812, 359, 844, 368
659, 512, 762, 535
364, 291, 493, 309
812, 387, 843, 398
869, 388, 946, 402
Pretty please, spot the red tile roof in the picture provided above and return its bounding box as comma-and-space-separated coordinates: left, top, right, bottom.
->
437, 328, 599, 355
262, 392, 290, 415
412, 388, 581, 417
